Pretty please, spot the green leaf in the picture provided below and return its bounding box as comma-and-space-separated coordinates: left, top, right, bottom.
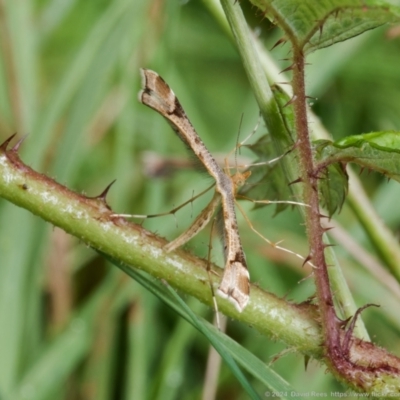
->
314, 131, 400, 214
318, 161, 349, 216
315, 131, 400, 180
240, 85, 296, 214
248, 0, 400, 53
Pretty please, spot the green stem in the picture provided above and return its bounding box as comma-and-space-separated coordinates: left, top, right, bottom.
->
209, 0, 400, 335
1, 108, 400, 395
0, 140, 320, 357
219, 0, 400, 393
214, 0, 367, 337
218, 0, 365, 333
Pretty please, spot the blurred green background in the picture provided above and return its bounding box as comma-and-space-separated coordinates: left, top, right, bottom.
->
1, 0, 400, 399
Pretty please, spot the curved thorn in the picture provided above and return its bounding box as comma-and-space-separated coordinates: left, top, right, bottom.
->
96, 179, 116, 202
302, 254, 312, 267
270, 37, 286, 51
304, 355, 310, 371
342, 304, 380, 356
337, 315, 352, 329
283, 95, 298, 108
0, 133, 17, 151
288, 177, 303, 186
318, 23, 323, 38
280, 64, 294, 74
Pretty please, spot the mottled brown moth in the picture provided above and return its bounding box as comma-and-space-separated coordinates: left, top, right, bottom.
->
138, 68, 250, 312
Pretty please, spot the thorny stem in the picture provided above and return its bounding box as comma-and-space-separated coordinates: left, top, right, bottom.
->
291, 48, 342, 368
220, 0, 400, 393
291, 46, 400, 392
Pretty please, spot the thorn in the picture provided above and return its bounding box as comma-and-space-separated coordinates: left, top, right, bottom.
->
95, 179, 116, 203
318, 22, 324, 38
275, 81, 291, 85
359, 167, 364, 176
302, 254, 312, 267
322, 243, 336, 249
305, 95, 316, 100
304, 355, 310, 371
271, 37, 286, 50
283, 95, 297, 108
11, 134, 28, 152
342, 304, 380, 356
337, 315, 352, 329
280, 64, 294, 74
0, 133, 17, 151
318, 213, 329, 219
322, 226, 334, 233
288, 177, 303, 186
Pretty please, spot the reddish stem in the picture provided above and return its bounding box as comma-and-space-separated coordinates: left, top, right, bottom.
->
291, 48, 346, 372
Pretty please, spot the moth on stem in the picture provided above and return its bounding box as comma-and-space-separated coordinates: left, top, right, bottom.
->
130, 69, 311, 312
138, 68, 250, 312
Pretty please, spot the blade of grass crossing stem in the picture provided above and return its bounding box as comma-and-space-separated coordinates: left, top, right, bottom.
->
165, 287, 260, 399
113, 258, 260, 399
106, 254, 298, 400
164, 285, 300, 400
